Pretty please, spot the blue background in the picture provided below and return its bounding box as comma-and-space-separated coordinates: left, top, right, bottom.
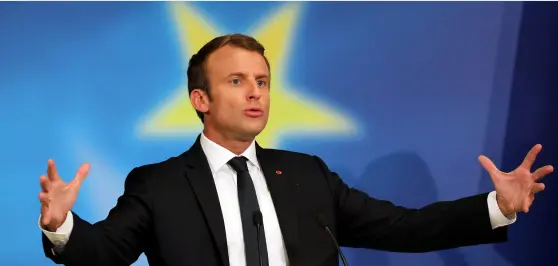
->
1, 1, 556, 266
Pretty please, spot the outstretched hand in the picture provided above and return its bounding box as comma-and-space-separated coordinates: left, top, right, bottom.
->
478, 144, 553, 217
39, 159, 90, 231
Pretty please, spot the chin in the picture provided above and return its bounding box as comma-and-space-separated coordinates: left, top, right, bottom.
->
241, 123, 266, 137
246, 127, 265, 137
234, 131, 261, 143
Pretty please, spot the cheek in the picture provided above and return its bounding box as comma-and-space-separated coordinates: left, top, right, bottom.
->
211, 95, 242, 115
262, 91, 271, 107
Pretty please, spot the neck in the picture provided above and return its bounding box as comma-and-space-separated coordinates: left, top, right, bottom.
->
203, 127, 254, 155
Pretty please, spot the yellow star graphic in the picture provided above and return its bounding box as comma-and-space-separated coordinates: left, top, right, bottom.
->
137, 2, 359, 148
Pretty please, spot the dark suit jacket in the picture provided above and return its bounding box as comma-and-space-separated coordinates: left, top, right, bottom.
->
43, 136, 508, 266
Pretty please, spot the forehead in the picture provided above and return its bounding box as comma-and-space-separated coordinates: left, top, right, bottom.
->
205, 45, 269, 78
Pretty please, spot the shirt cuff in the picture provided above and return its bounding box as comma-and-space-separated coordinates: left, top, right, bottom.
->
487, 191, 517, 229
38, 210, 74, 247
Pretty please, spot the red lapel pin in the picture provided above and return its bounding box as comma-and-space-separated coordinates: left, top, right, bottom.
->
276, 170, 282, 175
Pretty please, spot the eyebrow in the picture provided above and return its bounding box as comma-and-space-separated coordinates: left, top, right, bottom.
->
227, 72, 269, 80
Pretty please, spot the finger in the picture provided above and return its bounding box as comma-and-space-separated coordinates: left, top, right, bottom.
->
478, 155, 499, 175
39, 175, 51, 193
70, 163, 90, 189
533, 165, 554, 181
523, 190, 538, 213
38, 192, 50, 205
47, 159, 62, 182
521, 144, 542, 170
532, 183, 545, 193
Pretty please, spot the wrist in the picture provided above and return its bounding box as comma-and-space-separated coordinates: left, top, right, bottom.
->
42, 220, 60, 232
496, 194, 515, 218
43, 213, 68, 232
45, 224, 60, 232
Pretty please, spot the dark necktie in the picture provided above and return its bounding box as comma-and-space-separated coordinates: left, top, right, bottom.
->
228, 156, 269, 266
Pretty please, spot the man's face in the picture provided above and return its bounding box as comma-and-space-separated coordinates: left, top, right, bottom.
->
197, 45, 270, 141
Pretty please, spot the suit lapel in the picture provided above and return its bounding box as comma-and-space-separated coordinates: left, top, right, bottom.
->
256, 144, 300, 263
182, 136, 229, 266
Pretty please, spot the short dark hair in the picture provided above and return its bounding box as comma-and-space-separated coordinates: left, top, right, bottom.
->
187, 33, 270, 122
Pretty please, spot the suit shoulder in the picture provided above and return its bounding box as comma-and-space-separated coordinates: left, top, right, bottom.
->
263, 147, 312, 158
124, 155, 185, 182
261, 148, 326, 165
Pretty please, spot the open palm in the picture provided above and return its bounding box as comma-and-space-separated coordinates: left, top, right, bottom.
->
478, 144, 553, 217
39, 159, 90, 231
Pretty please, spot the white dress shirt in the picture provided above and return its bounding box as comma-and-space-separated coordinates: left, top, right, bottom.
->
39, 133, 516, 265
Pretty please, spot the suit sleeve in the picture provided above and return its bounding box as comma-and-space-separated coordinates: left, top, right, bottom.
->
42, 167, 153, 265
313, 156, 508, 253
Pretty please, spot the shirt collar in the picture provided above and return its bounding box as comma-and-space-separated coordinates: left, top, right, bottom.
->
199, 133, 260, 174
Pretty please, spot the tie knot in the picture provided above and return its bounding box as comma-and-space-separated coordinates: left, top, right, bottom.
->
228, 156, 249, 173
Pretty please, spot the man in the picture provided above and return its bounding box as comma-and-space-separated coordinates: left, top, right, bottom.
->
38, 34, 553, 266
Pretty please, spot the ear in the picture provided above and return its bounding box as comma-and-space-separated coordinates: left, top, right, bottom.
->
190, 88, 210, 114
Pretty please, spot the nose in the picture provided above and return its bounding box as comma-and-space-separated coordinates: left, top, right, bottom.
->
247, 80, 262, 101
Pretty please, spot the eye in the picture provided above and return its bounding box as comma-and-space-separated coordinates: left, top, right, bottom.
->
231, 78, 241, 85
257, 80, 266, 87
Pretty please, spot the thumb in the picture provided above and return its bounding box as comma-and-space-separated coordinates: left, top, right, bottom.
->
478, 155, 499, 175
42, 213, 50, 227
41, 204, 50, 226
70, 163, 90, 189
